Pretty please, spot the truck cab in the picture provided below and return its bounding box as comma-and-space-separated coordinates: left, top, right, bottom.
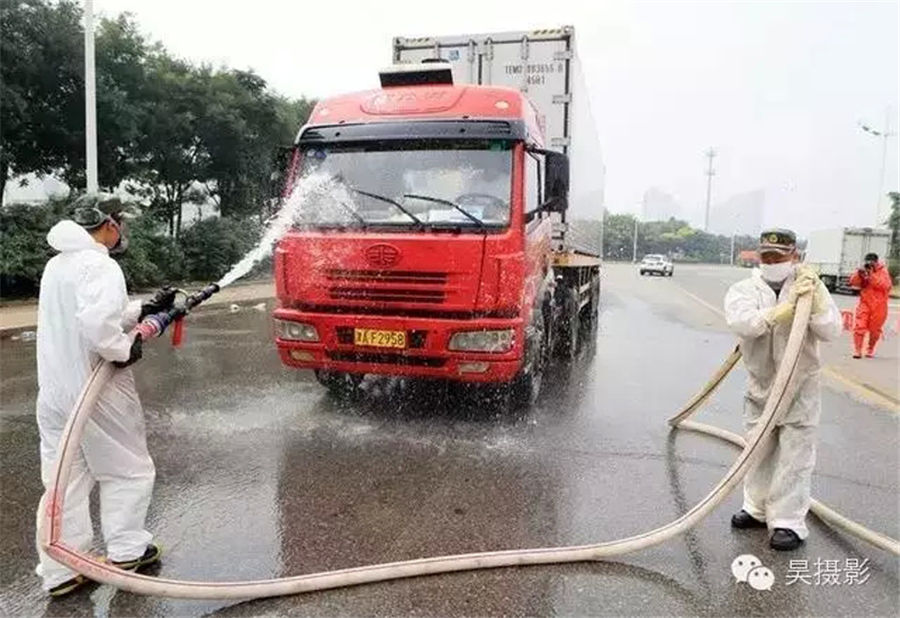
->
273, 62, 598, 406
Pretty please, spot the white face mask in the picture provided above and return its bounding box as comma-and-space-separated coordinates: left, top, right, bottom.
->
760, 261, 793, 283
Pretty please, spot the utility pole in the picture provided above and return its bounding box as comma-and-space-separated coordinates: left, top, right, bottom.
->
84, 0, 98, 195
860, 109, 896, 225
632, 217, 639, 263
703, 148, 716, 231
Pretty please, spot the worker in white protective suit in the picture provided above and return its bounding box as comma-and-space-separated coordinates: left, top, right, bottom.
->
34, 195, 175, 597
724, 228, 842, 551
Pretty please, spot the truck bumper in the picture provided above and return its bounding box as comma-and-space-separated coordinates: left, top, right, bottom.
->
272, 308, 524, 383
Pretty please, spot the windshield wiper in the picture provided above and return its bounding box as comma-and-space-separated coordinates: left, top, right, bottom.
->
332, 198, 368, 226
403, 194, 485, 229
350, 188, 423, 227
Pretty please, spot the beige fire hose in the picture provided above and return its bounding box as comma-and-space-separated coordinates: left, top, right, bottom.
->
37, 294, 898, 600
667, 347, 900, 556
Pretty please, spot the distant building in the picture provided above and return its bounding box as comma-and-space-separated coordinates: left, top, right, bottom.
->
709, 189, 764, 237
641, 187, 682, 222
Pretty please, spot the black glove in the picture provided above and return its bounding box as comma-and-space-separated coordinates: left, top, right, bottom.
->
140, 286, 177, 320
114, 334, 143, 368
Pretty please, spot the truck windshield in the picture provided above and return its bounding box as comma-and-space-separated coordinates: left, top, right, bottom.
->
293, 140, 513, 229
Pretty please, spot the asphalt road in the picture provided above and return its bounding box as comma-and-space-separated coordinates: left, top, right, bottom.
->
0, 263, 897, 617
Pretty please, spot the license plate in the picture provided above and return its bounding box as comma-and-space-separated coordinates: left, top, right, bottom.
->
354, 328, 406, 349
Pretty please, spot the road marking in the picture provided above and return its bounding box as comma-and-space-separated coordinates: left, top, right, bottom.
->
669, 279, 900, 414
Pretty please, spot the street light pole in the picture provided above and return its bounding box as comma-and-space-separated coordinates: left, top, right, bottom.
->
860, 109, 896, 225
632, 217, 639, 263
703, 148, 716, 231
84, 0, 98, 195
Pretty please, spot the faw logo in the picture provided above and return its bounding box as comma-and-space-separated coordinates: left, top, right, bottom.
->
365, 244, 401, 268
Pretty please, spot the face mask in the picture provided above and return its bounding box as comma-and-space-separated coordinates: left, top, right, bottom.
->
760, 261, 793, 283
107, 219, 129, 255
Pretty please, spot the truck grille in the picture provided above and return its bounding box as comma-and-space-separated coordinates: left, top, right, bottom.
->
326, 270, 448, 304
326, 270, 448, 284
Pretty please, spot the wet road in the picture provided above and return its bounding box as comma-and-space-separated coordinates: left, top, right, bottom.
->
1, 263, 897, 616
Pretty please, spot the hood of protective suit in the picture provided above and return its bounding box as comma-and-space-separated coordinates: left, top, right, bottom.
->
47, 220, 108, 254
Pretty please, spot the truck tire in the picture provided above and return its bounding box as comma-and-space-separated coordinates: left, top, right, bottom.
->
555, 287, 580, 361
821, 275, 837, 292
508, 301, 547, 410
581, 275, 601, 357
315, 370, 363, 399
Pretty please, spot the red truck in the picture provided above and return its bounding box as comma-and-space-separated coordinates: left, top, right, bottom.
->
273, 28, 601, 407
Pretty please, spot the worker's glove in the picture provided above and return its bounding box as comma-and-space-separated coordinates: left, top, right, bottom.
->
113, 334, 143, 368
764, 302, 795, 327
811, 278, 831, 316
794, 264, 820, 286
788, 277, 815, 304
140, 286, 177, 320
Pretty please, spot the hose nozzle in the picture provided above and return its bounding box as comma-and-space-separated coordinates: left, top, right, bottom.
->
133, 282, 222, 340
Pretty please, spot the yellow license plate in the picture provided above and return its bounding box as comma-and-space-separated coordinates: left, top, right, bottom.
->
354, 328, 406, 349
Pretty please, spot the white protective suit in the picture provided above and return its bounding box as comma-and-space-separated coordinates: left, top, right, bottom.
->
724, 267, 842, 539
34, 220, 154, 590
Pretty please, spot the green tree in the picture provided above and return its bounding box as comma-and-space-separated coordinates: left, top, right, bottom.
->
0, 199, 67, 295
196, 70, 306, 221
127, 53, 210, 237
0, 0, 83, 204
179, 217, 261, 281
886, 191, 899, 282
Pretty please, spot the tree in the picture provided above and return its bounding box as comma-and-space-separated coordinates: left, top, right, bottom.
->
197, 72, 314, 221
127, 53, 210, 237
0, 199, 67, 295
886, 192, 900, 283
0, 0, 83, 205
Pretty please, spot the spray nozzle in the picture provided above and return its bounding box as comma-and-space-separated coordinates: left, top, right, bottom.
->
134, 283, 222, 342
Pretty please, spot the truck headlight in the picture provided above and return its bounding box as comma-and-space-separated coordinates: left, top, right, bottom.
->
448, 329, 514, 353
276, 319, 319, 342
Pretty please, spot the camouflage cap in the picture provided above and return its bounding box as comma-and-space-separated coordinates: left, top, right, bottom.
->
758, 228, 797, 255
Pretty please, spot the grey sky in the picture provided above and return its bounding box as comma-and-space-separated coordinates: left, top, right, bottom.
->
94, 0, 899, 234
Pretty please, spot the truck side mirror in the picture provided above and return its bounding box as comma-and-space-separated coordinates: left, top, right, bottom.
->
543, 151, 569, 213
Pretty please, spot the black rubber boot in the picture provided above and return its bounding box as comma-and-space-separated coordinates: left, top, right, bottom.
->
770, 528, 804, 551
111, 543, 162, 571
731, 510, 767, 529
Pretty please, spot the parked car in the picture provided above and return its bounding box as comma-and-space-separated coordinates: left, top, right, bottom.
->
639, 254, 674, 276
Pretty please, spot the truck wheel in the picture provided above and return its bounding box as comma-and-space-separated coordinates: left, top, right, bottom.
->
581, 276, 601, 357
555, 287, 580, 361
508, 302, 547, 410
315, 370, 363, 398
821, 275, 837, 292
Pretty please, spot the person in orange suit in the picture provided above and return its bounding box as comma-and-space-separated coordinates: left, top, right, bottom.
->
848, 253, 892, 358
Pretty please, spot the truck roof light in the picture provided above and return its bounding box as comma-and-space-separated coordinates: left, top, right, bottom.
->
495, 100, 510, 110
379, 62, 453, 88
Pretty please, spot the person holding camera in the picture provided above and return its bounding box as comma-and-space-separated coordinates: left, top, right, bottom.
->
848, 253, 892, 359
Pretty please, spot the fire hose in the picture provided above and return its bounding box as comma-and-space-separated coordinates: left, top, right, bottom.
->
38, 292, 899, 600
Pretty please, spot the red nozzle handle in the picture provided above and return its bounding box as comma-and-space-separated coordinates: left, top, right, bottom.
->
171, 317, 185, 347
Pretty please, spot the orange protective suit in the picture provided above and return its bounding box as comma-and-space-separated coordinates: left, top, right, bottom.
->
848, 262, 892, 356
